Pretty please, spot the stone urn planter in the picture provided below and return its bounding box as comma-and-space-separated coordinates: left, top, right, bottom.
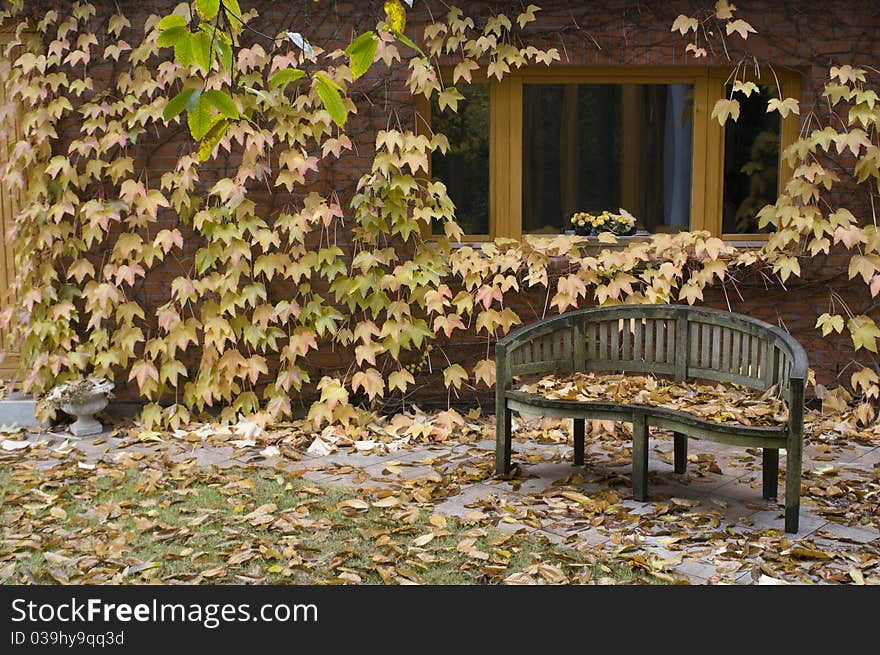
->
61, 392, 110, 436
43, 377, 114, 437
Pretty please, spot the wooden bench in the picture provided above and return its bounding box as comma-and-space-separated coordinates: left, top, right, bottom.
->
494, 305, 808, 533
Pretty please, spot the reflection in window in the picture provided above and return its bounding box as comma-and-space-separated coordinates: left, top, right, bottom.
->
722, 85, 781, 234
430, 84, 490, 235
522, 83, 694, 234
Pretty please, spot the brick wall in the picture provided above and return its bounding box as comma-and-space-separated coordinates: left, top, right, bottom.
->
12, 0, 880, 408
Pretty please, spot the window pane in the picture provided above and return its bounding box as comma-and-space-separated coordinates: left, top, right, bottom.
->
522, 83, 694, 234
430, 84, 490, 235
722, 85, 781, 234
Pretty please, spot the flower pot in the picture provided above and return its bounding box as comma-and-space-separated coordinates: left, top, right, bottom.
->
61, 393, 109, 436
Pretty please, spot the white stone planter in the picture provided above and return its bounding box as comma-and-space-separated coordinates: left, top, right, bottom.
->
61, 393, 109, 436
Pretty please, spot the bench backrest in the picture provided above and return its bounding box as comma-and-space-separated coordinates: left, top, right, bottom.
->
498, 305, 808, 395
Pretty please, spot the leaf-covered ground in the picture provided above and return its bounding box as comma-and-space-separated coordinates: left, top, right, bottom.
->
1, 400, 878, 585
0, 428, 653, 585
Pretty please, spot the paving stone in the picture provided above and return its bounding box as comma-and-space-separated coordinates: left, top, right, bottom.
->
671, 558, 730, 583
361, 462, 443, 482
433, 484, 501, 518
301, 470, 360, 488
813, 522, 879, 544
749, 509, 827, 537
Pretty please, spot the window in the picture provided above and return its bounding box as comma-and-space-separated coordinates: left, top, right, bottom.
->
423, 67, 801, 241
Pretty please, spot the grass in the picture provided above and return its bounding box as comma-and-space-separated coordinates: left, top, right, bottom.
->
0, 463, 659, 585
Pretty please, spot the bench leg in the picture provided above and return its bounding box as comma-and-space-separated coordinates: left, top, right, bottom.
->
673, 432, 687, 474
785, 438, 802, 534
762, 448, 779, 500
573, 418, 585, 466
632, 413, 649, 502
495, 406, 513, 475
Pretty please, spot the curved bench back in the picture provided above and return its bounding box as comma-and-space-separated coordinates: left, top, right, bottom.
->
499, 305, 807, 393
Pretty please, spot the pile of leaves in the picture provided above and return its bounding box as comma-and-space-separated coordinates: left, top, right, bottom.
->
519, 372, 789, 427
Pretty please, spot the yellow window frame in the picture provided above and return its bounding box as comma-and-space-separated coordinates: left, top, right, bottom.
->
0, 30, 20, 378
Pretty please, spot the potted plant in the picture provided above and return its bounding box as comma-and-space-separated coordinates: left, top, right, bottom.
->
569, 208, 638, 236
41, 377, 115, 436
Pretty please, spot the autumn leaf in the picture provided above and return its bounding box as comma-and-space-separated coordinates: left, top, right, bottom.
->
671, 15, 698, 34
384, 0, 407, 33
848, 315, 880, 352
725, 19, 756, 39
388, 369, 415, 393
815, 313, 844, 337
473, 359, 496, 387
443, 364, 468, 390
767, 97, 800, 118
711, 98, 740, 125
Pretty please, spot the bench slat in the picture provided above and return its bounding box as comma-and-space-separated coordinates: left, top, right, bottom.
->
711, 325, 722, 370
721, 327, 731, 373
732, 330, 742, 376
634, 318, 644, 361
675, 316, 687, 380
610, 321, 619, 361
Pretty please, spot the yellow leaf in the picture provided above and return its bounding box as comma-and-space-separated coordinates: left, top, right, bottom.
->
384, 0, 406, 33
473, 359, 496, 387
714, 0, 735, 19
772, 256, 801, 283
352, 368, 385, 400
711, 98, 740, 125
372, 496, 401, 508
851, 367, 879, 397
413, 533, 435, 547
815, 313, 844, 337
848, 254, 880, 283
848, 315, 880, 352
767, 97, 800, 118
443, 364, 468, 390
388, 369, 415, 393
725, 19, 756, 39
671, 15, 698, 34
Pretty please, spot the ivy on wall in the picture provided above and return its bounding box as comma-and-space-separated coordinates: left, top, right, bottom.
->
0, 0, 877, 430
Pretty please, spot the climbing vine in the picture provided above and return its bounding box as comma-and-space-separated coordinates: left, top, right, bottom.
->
0, 0, 875, 430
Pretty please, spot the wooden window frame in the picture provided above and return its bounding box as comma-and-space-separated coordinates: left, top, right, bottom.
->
419, 65, 802, 243
0, 30, 20, 378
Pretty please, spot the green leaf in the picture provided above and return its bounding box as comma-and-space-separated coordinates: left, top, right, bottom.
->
224, 0, 243, 24
198, 118, 229, 162
195, 0, 220, 21
315, 73, 347, 127
345, 31, 378, 79
187, 95, 215, 141
245, 86, 268, 102
157, 26, 187, 48
286, 32, 314, 57
190, 30, 213, 72
393, 30, 424, 56
186, 87, 203, 111
173, 32, 194, 67
269, 68, 306, 89
157, 15, 187, 31
213, 32, 233, 71
202, 89, 239, 119
163, 88, 196, 121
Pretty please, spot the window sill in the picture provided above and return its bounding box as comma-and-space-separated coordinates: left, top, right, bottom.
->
439, 233, 768, 250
